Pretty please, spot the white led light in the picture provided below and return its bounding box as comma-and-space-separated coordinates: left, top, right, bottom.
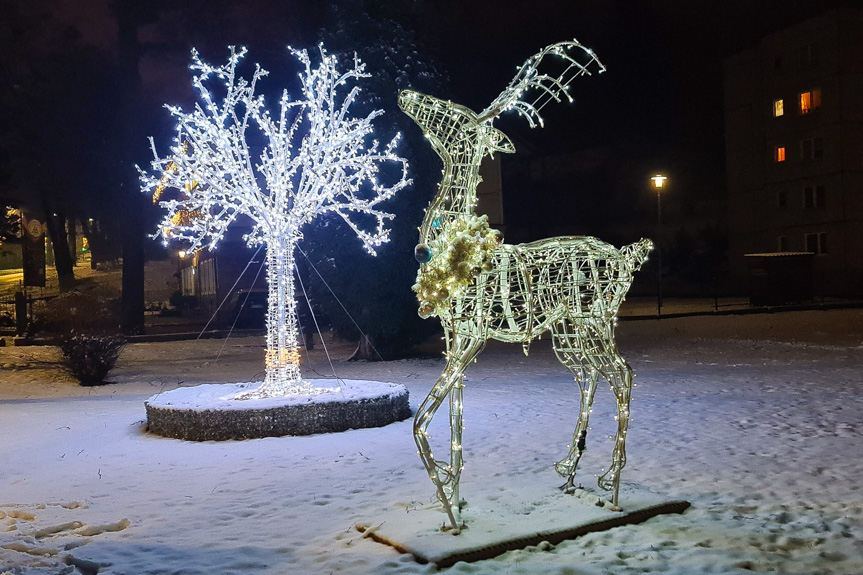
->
400, 40, 650, 533
139, 45, 409, 397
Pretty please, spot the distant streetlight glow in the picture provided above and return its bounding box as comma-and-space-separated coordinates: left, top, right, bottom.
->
651, 174, 667, 189
651, 174, 667, 315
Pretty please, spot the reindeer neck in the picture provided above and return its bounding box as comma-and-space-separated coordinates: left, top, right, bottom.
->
420, 152, 483, 244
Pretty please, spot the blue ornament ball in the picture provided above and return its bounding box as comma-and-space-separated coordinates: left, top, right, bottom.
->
414, 244, 433, 264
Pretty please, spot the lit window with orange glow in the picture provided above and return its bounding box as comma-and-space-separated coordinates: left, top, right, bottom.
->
773, 99, 784, 117
775, 146, 786, 162
800, 89, 821, 114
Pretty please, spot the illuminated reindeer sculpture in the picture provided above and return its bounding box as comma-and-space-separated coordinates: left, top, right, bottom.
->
399, 40, 653, 533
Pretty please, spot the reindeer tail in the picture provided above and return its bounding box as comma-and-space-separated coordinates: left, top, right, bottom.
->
620, 238, 654, 272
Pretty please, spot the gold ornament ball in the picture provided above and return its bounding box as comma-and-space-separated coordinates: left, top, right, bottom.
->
418, 302, 435, 318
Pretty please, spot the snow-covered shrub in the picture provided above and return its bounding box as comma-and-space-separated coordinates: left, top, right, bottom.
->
59, 332, 126, 386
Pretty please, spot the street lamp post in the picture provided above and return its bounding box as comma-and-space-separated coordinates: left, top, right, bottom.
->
651, 174, 667, 316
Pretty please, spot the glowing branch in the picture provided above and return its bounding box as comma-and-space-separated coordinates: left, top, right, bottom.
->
139, 45, 409, 397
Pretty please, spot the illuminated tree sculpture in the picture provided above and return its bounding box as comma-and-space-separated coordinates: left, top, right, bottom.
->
399, 40, 652, 533
140, 46, 409, 398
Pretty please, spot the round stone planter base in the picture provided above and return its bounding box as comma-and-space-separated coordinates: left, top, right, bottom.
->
145, 379, 411, 441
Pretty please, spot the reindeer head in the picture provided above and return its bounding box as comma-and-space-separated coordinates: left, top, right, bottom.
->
399, 40, 604, 168
398, 91, 515, 162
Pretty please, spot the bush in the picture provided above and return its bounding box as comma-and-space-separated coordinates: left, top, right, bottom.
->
39, 288, 120, 335
0, 310, 14, 327
169, 291, 197, 311
59, 332, 126, 386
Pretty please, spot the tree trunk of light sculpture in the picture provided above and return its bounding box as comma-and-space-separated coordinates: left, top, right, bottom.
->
264, 233, 303, 395
139, 46, 409, 398
399, 40, 653, 533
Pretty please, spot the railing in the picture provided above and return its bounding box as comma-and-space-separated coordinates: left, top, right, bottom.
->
0, 293, 15, 333
0, 289, 63, 336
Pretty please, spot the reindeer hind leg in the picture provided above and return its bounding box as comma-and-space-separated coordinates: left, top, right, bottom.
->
593, 338, 633, 508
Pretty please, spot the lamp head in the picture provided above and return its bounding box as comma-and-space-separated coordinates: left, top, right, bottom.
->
651, 174, 667, 190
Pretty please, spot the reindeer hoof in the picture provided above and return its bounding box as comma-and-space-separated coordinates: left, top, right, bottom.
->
598, 467, 622, 491
559, 480, 584, 494
558, 470, 582, 492
554, 460, 575, 477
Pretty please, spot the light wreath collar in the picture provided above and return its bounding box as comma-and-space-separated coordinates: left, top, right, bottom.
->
413, 213, 502, 316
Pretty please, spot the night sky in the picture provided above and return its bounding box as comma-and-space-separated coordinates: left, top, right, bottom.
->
22, 0, 858, 239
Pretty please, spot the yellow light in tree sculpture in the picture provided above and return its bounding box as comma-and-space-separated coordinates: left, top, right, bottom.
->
141, 46, 409, 398
399, 40, 653, 534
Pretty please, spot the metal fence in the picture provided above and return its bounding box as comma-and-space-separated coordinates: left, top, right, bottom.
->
0, 293, 15, 332
0, 287, 61, 335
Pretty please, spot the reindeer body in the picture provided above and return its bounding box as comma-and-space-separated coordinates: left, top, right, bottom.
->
400, 41, 651, 533
447, 238, 651, 340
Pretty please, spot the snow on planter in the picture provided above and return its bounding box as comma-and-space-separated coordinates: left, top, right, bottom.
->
145, 380, 410, 441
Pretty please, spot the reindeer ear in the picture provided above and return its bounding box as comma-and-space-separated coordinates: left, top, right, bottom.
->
485, 126, 516, 154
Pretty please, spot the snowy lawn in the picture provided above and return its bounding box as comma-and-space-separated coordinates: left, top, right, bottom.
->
1, 309, 862, 574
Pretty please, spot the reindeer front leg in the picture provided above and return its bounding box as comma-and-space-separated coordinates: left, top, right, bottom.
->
552, 328, 601, 492
414, 324, 485, 534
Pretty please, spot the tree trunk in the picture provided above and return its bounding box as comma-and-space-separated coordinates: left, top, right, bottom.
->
117, 0, 145, 335
43, 206, 75, 291
80, 217, 115, 269
121, 204, 146, 335
347, 306, 380, 361
349, 334, 378, 361
258, 235, 307, 397
67, 217, 77, 267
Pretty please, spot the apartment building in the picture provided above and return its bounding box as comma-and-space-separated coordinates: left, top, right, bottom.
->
724, 8, 863, 295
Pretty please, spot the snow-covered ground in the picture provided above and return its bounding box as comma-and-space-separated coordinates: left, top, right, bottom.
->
2, 309, 862, 574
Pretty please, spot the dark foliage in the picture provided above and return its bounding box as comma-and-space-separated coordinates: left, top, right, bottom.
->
298, 1, 449, 359
663, 224, 730, 295
0, 207, 18, 246
59, 332, 126, 386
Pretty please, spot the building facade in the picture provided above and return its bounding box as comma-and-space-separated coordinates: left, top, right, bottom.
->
724, 8, 863, 296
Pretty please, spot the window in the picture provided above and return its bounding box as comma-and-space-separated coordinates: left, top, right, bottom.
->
777, 190, 788, 208
774, 146, 786, 162
804, 185, 825, 208
773, 99, 784, 117
799, 43, 817, 67
198, 258, 217, 296
805, 232, 827, 255
800, 89, 822, 114
181, 266, 195, 296
800, 137, 824, 160
778, 236, 788, 252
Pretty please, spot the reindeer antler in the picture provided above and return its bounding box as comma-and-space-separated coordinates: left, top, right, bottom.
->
478, 40, 605, 128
